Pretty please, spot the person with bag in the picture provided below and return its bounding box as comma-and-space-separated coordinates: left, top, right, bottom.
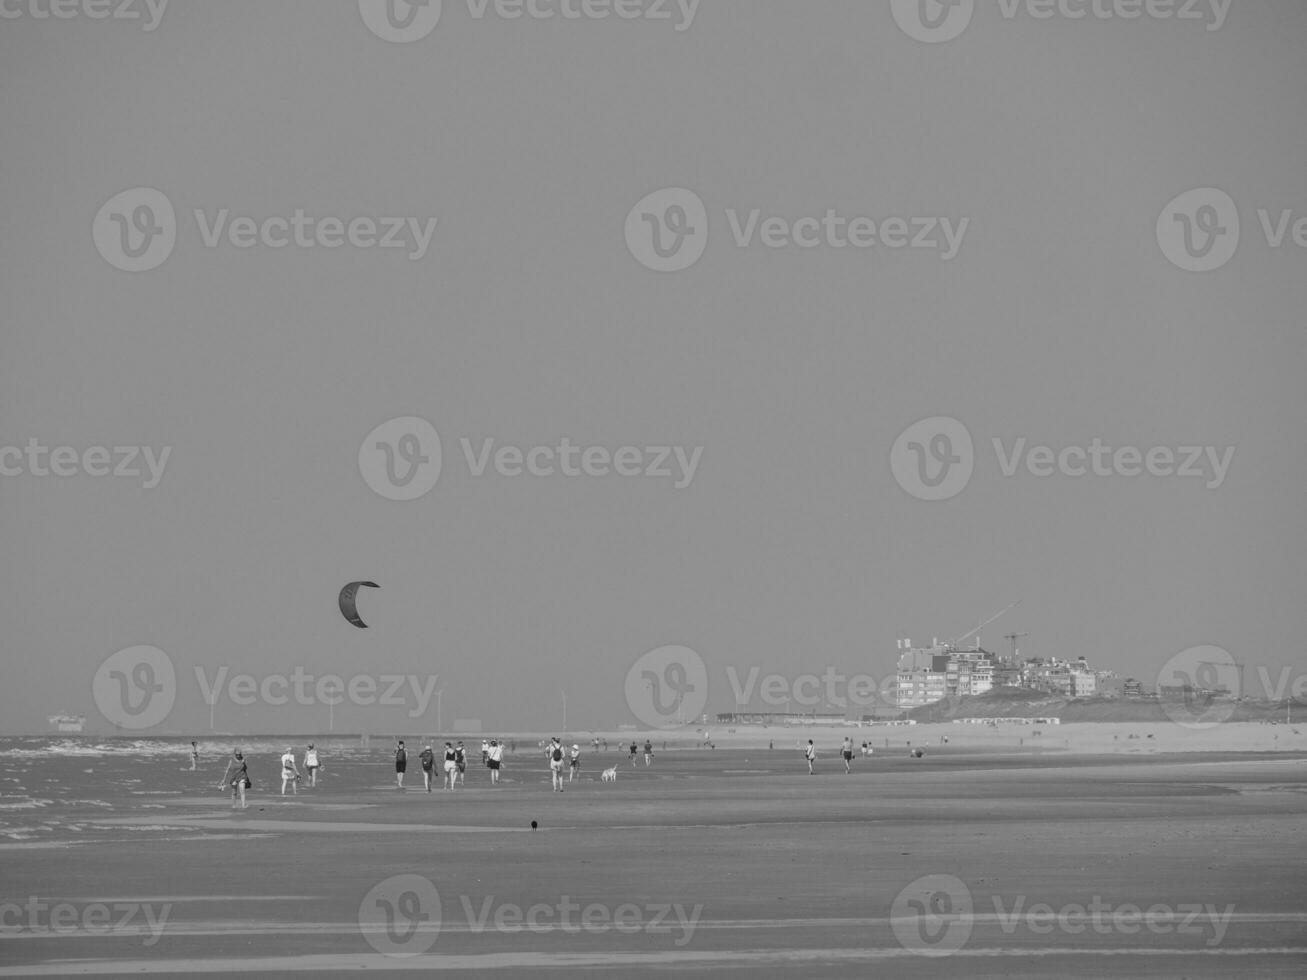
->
549, 738, 565, 792
419, 744, 435, 792
453, 741, 467, 787
219, 749, 250, 808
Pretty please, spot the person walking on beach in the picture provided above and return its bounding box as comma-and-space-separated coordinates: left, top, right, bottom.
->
219, 750, 249, 808
419, 743, 435, 792
481, 739, 489, 766
841, 737, 854, 774
643, 739, 653, 767
568, 743, 581, 782
443, 742, 457, 790
189, 740, 199, 770
280, 747, 301, 795
629, 741, 638, 767
804, 739, 817, 775
454, 741, 467, 787
394, 740, 408, 790
304, 743, 320, 786
549, 738, 566, 792
487, 739, 503, 784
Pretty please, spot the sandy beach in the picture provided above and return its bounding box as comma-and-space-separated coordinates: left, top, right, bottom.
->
2, 730, 1306, 977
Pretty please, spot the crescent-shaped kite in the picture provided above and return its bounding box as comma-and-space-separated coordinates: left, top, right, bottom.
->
339, 581, 380, 628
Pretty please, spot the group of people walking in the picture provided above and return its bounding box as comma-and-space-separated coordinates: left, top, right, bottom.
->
395, 738, 507, 792
217, 744, 321, 807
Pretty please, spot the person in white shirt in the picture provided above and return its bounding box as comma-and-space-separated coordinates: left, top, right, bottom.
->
487, 739, 504, 785
304, 743, 320, 786
568, 743, 581, 782
280, 747, 301, 795
804, 739, 817, 775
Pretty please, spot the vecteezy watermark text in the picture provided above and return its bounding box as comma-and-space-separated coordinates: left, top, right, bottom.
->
91, 645, 443, 729
93, 188, 437, 272
193, 667, 441, 718
357, 0, 700, 44
1157, 187, 1307, 272
625, 188, 968, 272
0, 0, 168, 31
891, 874, 1234, 955
0, 440, 171, 489
891, 0, 1230, 45
0, 898, 172, 947
358, 874, 702, 957
891, 417, 1235, 501
358, 416, 703, 500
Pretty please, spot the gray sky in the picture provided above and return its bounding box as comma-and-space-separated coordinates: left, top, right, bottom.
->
2, 0, 1304, 734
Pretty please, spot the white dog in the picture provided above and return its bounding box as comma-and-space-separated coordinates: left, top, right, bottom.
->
601, 766, 618, 782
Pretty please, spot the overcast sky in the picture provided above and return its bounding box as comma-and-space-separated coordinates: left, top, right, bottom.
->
2, 0, 1303, 735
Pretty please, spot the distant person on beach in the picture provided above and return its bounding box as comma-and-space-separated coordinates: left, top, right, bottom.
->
454, 741, 467, 786
280, 747, 301, 795
481, 739, 489, 766
488, 739, 503, 784
629, 741, 638, 767
304, 744, 320, 786
842, 737, 854, 773
644, 740, 653, 766
805, 739, 816, 775
394, 740, 407, 790
419, 744, 435, 792
443, 742, 457, 790
219, 750, 249, 808
569, 743, 581, 782
189, 741, 199, 770
550, 738, 566, 792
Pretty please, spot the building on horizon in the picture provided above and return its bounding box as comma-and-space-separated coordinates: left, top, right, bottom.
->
892, 638, 997, 708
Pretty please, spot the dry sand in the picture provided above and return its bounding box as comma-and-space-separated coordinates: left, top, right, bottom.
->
1, 735, 1305, 978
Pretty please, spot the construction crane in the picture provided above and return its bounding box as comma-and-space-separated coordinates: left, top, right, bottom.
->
1004, 631, 1031, 660
946, 600, 1020, 651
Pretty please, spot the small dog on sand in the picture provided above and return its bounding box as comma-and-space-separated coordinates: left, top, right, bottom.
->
601, 766, 618, 782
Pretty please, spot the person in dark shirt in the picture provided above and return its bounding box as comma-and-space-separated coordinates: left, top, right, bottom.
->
394, 740, 407, 790
419, 744, 435, 792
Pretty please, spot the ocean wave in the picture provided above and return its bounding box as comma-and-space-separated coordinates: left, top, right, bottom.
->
0, 736, 374, 760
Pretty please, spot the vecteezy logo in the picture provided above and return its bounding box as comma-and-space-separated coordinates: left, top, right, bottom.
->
359, 874, 441, 956
92, 645, 176, 729
890, 417, 974, 501
891, 874, 973, 955
1156, 188, 1240, 272
625, 645, 708, 729
890, 0, 974, 43
624, 188, 709, 272
358, 0, 442, 42
92, 188, 176, 272
358, 417, 442, 501
1157, 644, 1241, 729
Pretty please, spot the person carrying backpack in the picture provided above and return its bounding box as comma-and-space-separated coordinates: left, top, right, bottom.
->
549, 738, 565, 793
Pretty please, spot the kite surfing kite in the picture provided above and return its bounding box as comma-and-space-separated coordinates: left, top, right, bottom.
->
339, 581, 380, 628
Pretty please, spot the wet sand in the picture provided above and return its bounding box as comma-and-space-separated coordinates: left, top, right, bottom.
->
2, 747, 1306, 977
